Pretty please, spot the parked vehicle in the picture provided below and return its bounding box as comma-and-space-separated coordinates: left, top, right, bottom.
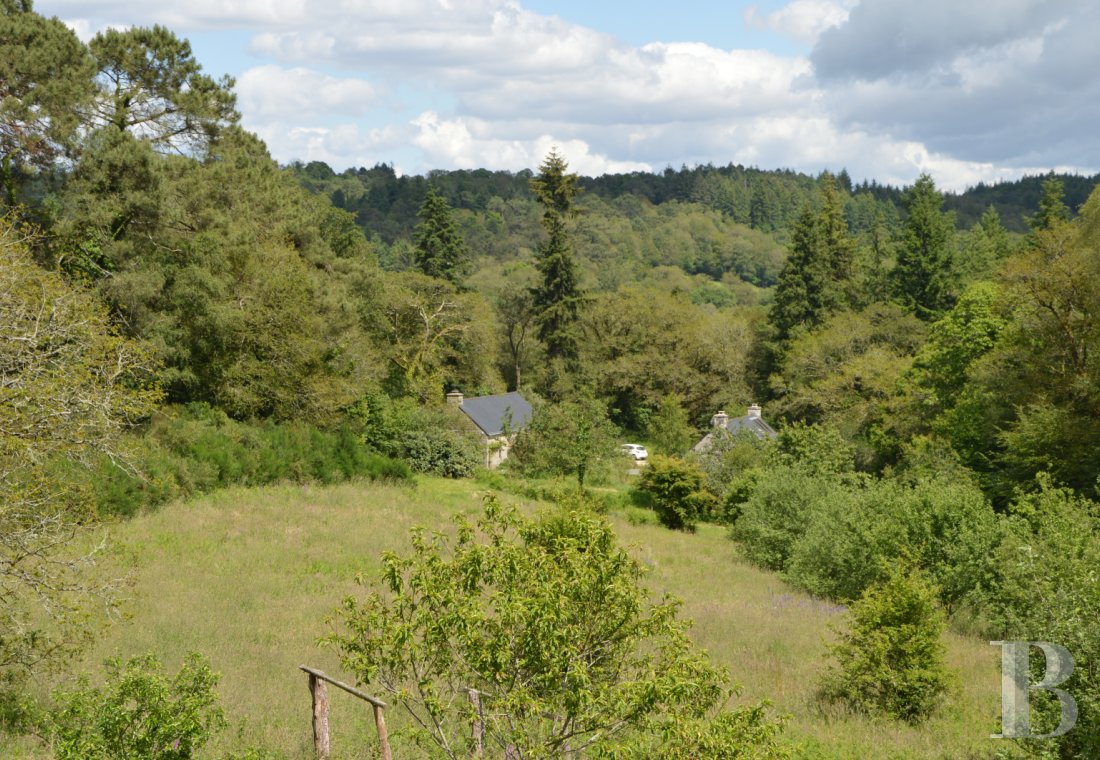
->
620, 443, 649, 461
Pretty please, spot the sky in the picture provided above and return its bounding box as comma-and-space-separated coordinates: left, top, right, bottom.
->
35, 0, 1100, 190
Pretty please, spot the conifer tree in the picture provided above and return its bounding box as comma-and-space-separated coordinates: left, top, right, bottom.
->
892, 174, 955, 320
530, 149, 582, 363
413, 185, 470, 284
769, 173, 855, 338
1030, 174, 1070, 232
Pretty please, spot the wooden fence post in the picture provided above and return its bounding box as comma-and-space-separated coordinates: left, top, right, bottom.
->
308, 673, 331, 760
468, 688, 484, 758
374, 703, 393, 760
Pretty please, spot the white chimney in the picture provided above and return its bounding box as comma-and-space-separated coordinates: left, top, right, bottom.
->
711, 410, 729, 428
446, 390, 464, 405
747, 404, 762, 419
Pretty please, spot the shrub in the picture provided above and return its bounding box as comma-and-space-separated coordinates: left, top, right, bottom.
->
785, 477, 998, 605
819, 567, 951, 723
978, 479, 1100, 757
730, 466, 846, 571
48, 653, 226, 759
400, 426, 481, 478
637, 455, 712, 531
692, 429, 773, 499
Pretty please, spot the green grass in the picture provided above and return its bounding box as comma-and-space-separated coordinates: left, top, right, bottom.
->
12, 476, 1003, 758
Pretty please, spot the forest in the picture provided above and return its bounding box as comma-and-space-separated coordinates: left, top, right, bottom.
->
4, 2, 1100, 758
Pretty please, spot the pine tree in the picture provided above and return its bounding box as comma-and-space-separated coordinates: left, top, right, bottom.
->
892, 174, 956, 320
530, 149, 582, 363
769, 173, 855, 338
1030, 174, 1070, 232
413, 185, 470, 284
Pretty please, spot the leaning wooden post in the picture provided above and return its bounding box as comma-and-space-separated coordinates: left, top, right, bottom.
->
308, 672, 331, 760
468, 688, 484, 757
374, 703, 393, 760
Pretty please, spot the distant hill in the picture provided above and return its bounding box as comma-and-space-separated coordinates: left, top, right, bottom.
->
288, 160, 1099, 244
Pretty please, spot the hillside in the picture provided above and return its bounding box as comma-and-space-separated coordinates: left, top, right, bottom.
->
11, 478, 1002, 760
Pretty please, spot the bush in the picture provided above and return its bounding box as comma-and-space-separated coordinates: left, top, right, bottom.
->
692, 429, 773, 499
48, 653, 226, 759
978, 479, 1100, 757
819, 567, 951, 723
637, 455, 714, 531
775, 423, 855, 475
87, 406, 412, 517
401, 426, 480, 478
730, 466, 846, 570
786, 477, 998, 605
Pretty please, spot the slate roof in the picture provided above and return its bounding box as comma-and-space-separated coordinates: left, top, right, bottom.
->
458, 392, 533, 437
692, 412, 777, 452
722, 415, 777, 439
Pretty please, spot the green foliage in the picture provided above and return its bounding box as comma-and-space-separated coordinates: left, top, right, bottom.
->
819, 567, 951, 724
637, 455, 716, 531
0, 2, 94, 201
1, 217, 161, 682
774, 423, 855, 475
87, 25, 237, 153
892, 174, 956, 320
353, 393, 482, 478
581, 283, 757, 427
375, 271, 500, 402
510, 392, 618, 487
769, 174, 857, 338
903, 281, 1007, 417
413, 185, 471, 284
692, 428, 773, 501
530, 149, 583, 363
645, 392, 697, 456
70, 405, 413, 518
1030, 175, 1070, 233
980, 479, 1100, 758
48, 652, 226, 759
730, 466, 841, 571
769, 304, 926, 467
327, 495, 787, 759
786, 476, 998, 606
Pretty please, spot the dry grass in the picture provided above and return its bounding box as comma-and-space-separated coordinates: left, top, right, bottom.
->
10, 477, 1003, 758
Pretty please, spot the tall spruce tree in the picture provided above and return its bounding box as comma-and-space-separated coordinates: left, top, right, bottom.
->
413, 185, 470, 284
892, 174, 955, 320
769, 173, 855, 338
530, 149, 582, 363
1030, 174, 1070, 232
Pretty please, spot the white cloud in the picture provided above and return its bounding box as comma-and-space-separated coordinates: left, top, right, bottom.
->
410, 112, 651, 175
35, 0, 1100, 184
236, 65, 379, 121
744, 0, 852, 44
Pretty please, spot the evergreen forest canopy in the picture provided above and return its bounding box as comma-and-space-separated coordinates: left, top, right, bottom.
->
6, 2, 1100, 756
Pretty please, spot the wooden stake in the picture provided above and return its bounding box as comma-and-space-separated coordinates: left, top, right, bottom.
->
308, 673, 331, 760
468, 688, 484, 758
374, 703, 393, 760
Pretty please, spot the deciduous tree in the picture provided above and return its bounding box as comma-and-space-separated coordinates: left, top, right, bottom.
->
328, 496, 788, 758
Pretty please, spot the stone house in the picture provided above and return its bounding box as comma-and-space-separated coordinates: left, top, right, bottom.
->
447, 390, 533, 468
692, 404, 777, 452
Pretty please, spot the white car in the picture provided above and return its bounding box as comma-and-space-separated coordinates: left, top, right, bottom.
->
620, 443, 649, 461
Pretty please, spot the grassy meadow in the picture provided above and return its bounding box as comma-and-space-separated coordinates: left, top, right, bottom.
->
14, 476, 1003, 759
